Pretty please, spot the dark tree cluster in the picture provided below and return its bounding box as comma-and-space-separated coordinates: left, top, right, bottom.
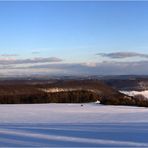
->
46, 90, 99, 103
100, 94, 148, 107
0, 83, 100, 104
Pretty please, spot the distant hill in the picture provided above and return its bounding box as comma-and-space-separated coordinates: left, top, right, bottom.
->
103, 78, 148, 91
0, 79, 125, 104
0, 79, 147, 107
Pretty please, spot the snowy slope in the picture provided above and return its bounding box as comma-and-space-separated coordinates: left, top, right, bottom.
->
0, 103, 148, 147
121, 90, 148, 98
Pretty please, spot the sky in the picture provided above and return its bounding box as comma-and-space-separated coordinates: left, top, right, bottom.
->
0, 1, 148, 76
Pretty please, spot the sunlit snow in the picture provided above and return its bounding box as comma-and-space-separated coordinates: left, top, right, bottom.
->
0, 103, 148, 147
121, 90, 148, 98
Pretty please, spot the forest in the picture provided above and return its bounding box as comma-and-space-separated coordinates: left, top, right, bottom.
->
0, 79, 147, 107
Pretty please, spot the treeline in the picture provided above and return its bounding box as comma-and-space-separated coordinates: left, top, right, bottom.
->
0, 80, 148, 107
0, 83, 100, 104
0, 80, 115, 104
0, 90, 99, 104
100, 94, 148, 107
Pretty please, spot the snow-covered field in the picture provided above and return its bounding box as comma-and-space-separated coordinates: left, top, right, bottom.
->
121, 90, 148, 98
0, 103, 148, 147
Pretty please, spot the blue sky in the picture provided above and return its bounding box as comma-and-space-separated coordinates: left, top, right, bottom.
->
0, 1, 148, 76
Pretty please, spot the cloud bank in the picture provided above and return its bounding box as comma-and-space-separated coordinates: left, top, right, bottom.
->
0, 57, 63, 65
0, 54, 18, 57
26, 61, 148, 75
97, 52, 148, 59
0, 52, 147, 76
1, 60, 148, 76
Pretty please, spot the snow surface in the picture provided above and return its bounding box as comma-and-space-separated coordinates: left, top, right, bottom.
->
0, 103, 148, 147
121, 90, 148, 98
